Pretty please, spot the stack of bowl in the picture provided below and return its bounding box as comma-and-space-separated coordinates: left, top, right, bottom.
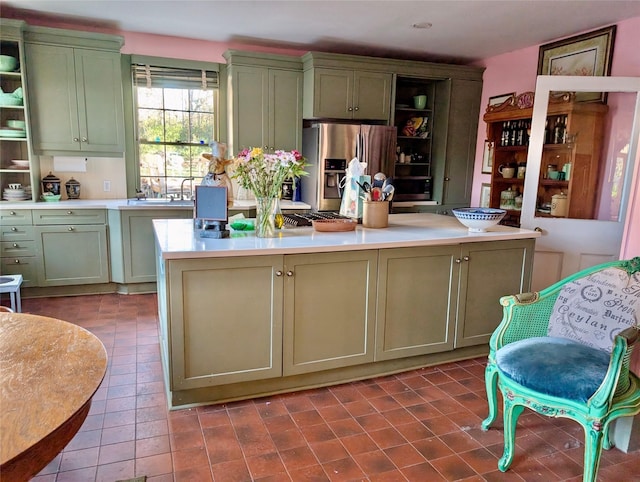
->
0, 119, 26, 138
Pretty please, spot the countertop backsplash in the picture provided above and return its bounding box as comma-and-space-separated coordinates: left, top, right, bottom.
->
37, 155, 127, 200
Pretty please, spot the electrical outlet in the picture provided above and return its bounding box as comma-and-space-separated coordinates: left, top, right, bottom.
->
103, 180, 111, 192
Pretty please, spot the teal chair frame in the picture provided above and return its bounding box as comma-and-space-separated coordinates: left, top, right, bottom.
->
482, 257, 640, 482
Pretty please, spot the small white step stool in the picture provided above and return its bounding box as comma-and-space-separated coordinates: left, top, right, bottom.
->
0, 274, 23, 313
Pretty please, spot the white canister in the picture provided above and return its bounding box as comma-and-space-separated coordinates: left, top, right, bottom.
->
551, 192, 568, 217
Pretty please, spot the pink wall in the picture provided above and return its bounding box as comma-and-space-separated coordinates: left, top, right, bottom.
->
470, 16, 640, 259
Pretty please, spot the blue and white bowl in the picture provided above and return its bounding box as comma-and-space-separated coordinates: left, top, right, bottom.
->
452, 207, 506, 232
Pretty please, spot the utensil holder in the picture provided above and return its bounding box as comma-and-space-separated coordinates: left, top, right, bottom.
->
363, 201, 389, 228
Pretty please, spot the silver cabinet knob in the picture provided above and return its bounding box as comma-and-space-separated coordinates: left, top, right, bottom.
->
82, 137, 88, 142
73, 137, 79, 142
10, 211, 16, 215
444, 177, 450, 181
275, 270, 283, 277
67, 211, 73, 215
354, 106, 359, 111
11, 227, 17, 231
14, 259, 20, 264
68, 226, 75, 231
455, 258, 461, 264
463, 256, 470, 261
286, 270, 294, 276
13, 243, 18, 248
348, 107, 353, 112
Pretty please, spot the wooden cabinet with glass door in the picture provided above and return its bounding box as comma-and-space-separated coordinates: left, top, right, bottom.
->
483, 92, 607, 226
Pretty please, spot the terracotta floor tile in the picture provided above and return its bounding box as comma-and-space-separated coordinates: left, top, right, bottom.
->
24, 294, 637, 482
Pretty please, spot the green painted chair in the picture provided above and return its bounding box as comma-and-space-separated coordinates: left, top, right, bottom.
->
482, 257, 640, 482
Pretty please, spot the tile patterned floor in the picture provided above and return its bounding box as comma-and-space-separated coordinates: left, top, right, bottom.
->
11, 293, 636, 481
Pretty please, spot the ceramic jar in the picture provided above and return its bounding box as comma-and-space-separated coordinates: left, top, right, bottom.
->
65, 177, 81, 199
41, 172, 61, 196
500, 187, 517, 210
551, 192, 568, 217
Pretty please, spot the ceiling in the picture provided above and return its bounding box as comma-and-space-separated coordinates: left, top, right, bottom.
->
6, 0, 640, 63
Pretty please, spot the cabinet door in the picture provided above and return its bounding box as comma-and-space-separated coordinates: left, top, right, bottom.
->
36, 224, 109, 286
455, 239, 534, 348
353, 71, 392, 121
74, 48, 124, 153
269, 68, 303, 151
168, 256, 283, 389
110, 209, 193, 284
229, 65, 268, 152
442, 79, 482, 207
0, 256, 38, 288
283, 250, 377, 375
24, 43, 81, 152
376, 246, 459, 360
310, 67, 353, 119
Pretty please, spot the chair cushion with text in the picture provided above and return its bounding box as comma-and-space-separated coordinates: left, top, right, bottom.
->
496, 336, 610, 402
547, 267, 639, 352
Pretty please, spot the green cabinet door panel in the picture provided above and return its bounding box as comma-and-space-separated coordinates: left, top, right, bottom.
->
25, 43, 124, 154
455, 239, 535, 348
35, 224, 109, 286
283, 250, 378, 376
0, 257, 38, 288
442, 79, 483, 208
352, 71, 392, 120
229, 65, 268, 151
376, 245, 459, 360
269, 68, 303, 151
168, 256, 284, 389
73, 48, 125, 152
109, 209, 193, 284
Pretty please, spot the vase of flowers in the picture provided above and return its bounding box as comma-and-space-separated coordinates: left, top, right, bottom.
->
232, 147, 307, 238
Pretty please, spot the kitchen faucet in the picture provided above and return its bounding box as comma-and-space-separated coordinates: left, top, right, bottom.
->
180, 177, 195, 200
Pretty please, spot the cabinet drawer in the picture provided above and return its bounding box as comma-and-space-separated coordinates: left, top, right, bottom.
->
1, 240, 37, 257
0, 209, 33, 225
0, 256, 38, 287
0, 225, 34, 242
32, 209, 106, 225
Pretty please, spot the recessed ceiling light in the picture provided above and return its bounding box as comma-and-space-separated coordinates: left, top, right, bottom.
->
412, 22, 433, 29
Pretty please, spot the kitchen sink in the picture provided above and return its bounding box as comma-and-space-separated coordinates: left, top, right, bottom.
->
127, 198, 194, 207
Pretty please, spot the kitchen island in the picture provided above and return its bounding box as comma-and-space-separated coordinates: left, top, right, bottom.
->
155, 213, 539, 408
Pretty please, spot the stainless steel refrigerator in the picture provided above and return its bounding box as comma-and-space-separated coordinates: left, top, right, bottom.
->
301, 123, 397, 211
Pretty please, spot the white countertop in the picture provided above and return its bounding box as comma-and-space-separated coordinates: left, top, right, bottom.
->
153, 213, 540, 260
0, 199, 311, 211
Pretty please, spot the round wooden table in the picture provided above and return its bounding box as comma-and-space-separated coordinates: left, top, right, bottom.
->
0, 313, 107, 481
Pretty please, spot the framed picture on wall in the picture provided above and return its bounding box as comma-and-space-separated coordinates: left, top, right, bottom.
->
488, 92, 515, 107
537, 25, 616, 103
480, 183, 491, 208
482, 140, 494, 174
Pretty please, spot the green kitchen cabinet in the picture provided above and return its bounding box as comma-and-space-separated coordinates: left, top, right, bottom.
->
454, 239, 534, 348
24, 27, 124, 155
108, 208, 193, 284
439, 79, 483, 210
224, 50, 303, 154
376, 238, 534, 359
375, 245, 459, 360
33, 209, 109, 286
303, 66, 392, 121
163, 255, 284, 390
282, 250, 378, 376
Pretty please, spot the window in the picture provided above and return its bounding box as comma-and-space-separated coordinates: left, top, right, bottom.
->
132, 60, 219, 199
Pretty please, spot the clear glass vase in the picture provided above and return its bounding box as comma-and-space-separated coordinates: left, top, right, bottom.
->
255, 197, 278, 238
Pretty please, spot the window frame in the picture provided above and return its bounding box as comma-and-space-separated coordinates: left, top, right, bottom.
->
123, 54, 224, 198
